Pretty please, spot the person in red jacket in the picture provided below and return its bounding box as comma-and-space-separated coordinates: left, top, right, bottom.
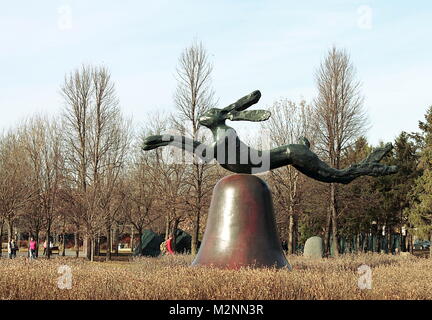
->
166, 235, 174, 255
29, 237, 37, 259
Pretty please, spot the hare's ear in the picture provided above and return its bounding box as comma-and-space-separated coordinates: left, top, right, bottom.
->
228, 110, 271, 122
222, 90, 261, 113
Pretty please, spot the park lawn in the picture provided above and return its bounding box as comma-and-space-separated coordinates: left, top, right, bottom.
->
0, 253, 431, 300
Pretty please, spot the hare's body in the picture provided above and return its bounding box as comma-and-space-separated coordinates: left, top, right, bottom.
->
143, 90, 397, 184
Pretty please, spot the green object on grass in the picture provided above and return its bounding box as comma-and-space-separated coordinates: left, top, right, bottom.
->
134, 230, 164, 257
133, 229, 197, 256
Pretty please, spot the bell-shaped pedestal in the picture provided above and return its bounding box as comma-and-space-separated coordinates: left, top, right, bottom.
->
192, 174, 290, 269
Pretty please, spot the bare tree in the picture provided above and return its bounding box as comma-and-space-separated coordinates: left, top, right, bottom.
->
124, 149, 162, 254
61, 65, 130, 261
313, 46, 368, 256
89, 67, 131, 261
173, 40, 216, 254
58, 186, 84, 257
141, 114, 190, 251
21, 116, 65, 259
0, 130, 35, 245
62, 65, 93, 259
21, 201, 44, 256
263, 99, 315, 254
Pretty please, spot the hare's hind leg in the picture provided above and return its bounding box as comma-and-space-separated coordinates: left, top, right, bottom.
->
143, 134, 197, 150
142, 134, 210, 161
269, 146, 293, 170
142, 135, 171, 150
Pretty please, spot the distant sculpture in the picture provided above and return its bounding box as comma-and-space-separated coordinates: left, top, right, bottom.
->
303, 236, 324, 259
143, 90, 397, 183
142, 89, 398, 269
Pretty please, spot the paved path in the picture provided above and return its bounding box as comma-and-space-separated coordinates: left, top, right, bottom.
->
0, 249, 86, 258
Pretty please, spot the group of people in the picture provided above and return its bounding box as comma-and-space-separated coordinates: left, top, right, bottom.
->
29, 237, 53, 258
6, 237, 53, 259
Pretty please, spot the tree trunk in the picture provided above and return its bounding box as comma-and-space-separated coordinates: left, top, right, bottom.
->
8, 220, 13, 243
137, 229, 143, 255
330, 183, 339, 257
399, 212, 403, 253
95, 233, 100, 256
86, 235, 91, 260
130, 225, 134, 253
165, 216, 171, 240
114, 225, 119, 256
377, 232, 382, 253
355, 234, 359, 253
90, 236, 95, 262
171, 218, 180, 253
401, 233, 406, 252
387, 231, 392, 254
106, 225, 111, 261
294, 213, 299, 254
429, 232, 432, 259
409, 232, 414, 254
293, 213, 299, 254
191, 209, 200, 255
288, 209, 295, 254
75, 231, 79, 258
34, 228, 39, 257
323, 211, 332, 256
46, 224, 51, 259
62, 230, 66, 257
0, 222, 3, 258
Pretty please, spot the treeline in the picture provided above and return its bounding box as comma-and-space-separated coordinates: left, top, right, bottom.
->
0, 41, 431, 260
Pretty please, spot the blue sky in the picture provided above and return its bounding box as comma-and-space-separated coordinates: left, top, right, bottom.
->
1, 1, 431, 145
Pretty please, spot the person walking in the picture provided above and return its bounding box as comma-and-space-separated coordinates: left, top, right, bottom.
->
166, 235, 174, 255
29, 237, 37, 259
11, 239, 18, 258
159, 235, 174, 256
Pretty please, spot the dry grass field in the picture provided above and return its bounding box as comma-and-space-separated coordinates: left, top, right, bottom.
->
0, 253, 431, 300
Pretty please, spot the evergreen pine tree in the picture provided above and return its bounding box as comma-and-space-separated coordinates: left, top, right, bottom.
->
407, 106, 432, 257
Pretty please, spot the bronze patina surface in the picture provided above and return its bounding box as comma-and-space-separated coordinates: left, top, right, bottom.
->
143, 90, 397, 183
191, 174, 289, 269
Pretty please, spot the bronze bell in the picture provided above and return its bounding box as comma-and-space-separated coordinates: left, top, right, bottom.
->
192, 174, 290, 269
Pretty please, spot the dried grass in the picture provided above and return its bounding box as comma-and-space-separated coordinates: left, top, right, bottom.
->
0, 253, 430, 300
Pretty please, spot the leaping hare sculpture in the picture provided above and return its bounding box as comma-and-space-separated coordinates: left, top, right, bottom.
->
143, 90, 397, 184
